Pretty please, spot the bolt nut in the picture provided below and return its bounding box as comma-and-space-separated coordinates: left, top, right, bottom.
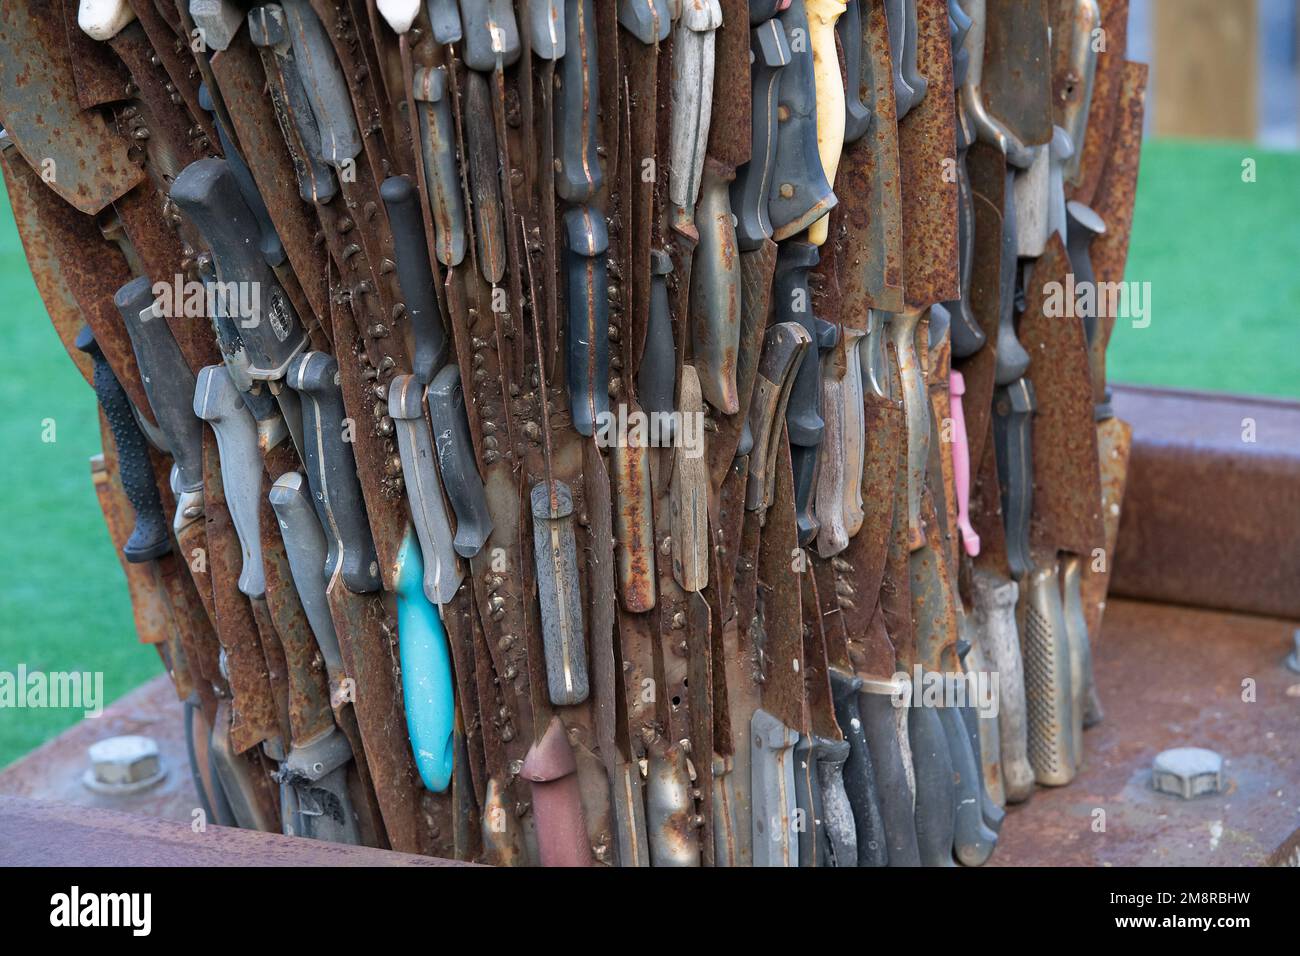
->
83, 735, 165, 794
1151, 747, 1224, 800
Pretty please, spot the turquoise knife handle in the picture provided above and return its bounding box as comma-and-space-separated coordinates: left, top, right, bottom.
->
395, 527, 455, 793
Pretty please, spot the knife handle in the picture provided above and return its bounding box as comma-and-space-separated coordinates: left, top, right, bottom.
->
994, 175, 1030, 387
861, 310, 890, 400
770, 0, 837, 240
908, 701, 957, 866
838, 0, 872, 143
394, 527, 455, 793
860, 676, 921, 866
959, 635, 1007, 820
520, 716, 594, 866
427, 0, 463, 42
948, 370, 979, 556
170, 159, 308, 381
900, 0, 928, 112
1065, 200, 1110, 410
388, 375, 464, 604
750, 0, 790, 22
883, 0, 916, 118
76, 327, 171, 563
427, 364, 493, 558
610, 420, 658, 612
249, 4, 341, 205
638, 249, 677, 423
671, 366, 710, 592
957, 0, 1035, 167
805, 0, 848, 247
380, 176, 450, 382
937, 703, 997, 865
269, 472, 346, 678
946, 152, 986, 358
746, 321, 811, 512
286, 351, 381, 594
1061, 553, 1093, 766
991, 378, 1036, 579
774, 241, 824, 447
891, 307, 928, 551
460, 0, 521, 71
751, 708, 799, 866
525, 0, 566, 58
531, 481, 589, 706
840, 328, 867, 538
617, 0, 670, 43
279, 0, 362, 167
412, 67, 469, 268
668, 0, 722, 228
1022, 561, 1075, 786
1048, 128, 1074, 246
555, 0, 603, 201
1059, 0, 1101, 185
793, 735, 833, 866
970, 570, 1034, 801
791, 443, 821, 547
194, 365, 266, 599
646, 743, 703, 867
830, 670, 888, 866
115, 277, 203, 494
732, 19, 791, 251
613, 759, 653, 866
465, 71, 507, 285
712, 754, 745, 867
564, 206, 611, 437
691, 159, 742, 414
814, 374, 848, 557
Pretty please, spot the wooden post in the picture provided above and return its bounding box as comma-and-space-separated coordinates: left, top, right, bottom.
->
1152, 0, 1257, 140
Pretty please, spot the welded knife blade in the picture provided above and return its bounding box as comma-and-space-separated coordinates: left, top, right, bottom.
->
954, 0, 1035, 167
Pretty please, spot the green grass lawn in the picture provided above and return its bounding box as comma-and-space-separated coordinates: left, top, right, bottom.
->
0, 138, 1296, 768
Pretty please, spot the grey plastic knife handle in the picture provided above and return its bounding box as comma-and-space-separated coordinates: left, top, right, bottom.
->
531, 481, 589, 706
465, 71, 507, 286
815, 737, 857, 867
838, 0, 872, 143
830, 670, 888, 866
769, 0, 837, 239
249, 3, 339, 205
460, 0, 521, 70
427, 0, 463, 42
286, 351, 381, 594
751, 708, 799, 866
1066, 201, 1109, 414
900, 0, 928, 114
712, 754, 747, 866
427, 364, 493, 558
617, 0, 670, 44
195, 365, 266, 599
388, 375, 463, 605
691, 160, 742, 414
884, 0, 917, 118
380, 176, 450, 382
413, 67, 469, 268
638, 249, 677, 423
269, 471, 346, 676
909, 702, 957, 866
612, 760, 652, 867
646, 746, 702, 866
197, 84, 286, 268
170, 159, 308, 381
564, 206, 611, 437
732, 18, 791, 251
892, 308, 928, 548
994, 169, 1031, 385
959, 623, 1008, 821
860, 677, 920, 866
793, 734, 819, 866
525, 0, 566, 58
555, 0, 603, 201
991, 377, 1036, 580
1023, 561, 1075, 786
937, 704, 996, 865
750, 0, 787, 22
1061, 553, 1091, 769
77, 328, 172, 564
970, 569, 1034, 802
280, 0, 363, 167
946, 151, 986, 358
667, 0, 722, 223
115, 277, 203, 494
775, 241, 824, 448
282, 727, 359, 843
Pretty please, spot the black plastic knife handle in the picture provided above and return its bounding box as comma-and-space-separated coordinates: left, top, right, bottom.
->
427, 364, 494, 558
460, 0, 522, 71
938, 704, 997, 865
814, 736, 855, 867
380, 176, 449, 382
428, 0, 464, 42
991, 377, 1036, 580
76, 327, 171, 564
774, 240, 824, 447
830, 670, 889, 866
859, 678, 921, 866
994, 168, 1031, 385
564, 206, 611, 437
733, 18, 791, 251
838, 0, 872, 144
638, 249, 677, 423
555, 0, 602, 202
769, 0, 837, 240
170, 159, 308, 381
909, 702, 957, 866
286, 351, 381, 594
197, 84, 286, 269
115, 276, 204, 494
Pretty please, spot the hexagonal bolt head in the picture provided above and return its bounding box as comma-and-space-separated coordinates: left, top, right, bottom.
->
83, 735, 165, 794
1151, 747, 1224, 800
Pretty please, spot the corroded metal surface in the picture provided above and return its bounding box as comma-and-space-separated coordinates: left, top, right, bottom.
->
1066, 0, 1128, 203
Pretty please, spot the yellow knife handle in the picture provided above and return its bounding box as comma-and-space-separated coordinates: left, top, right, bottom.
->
806, 0, 848, 246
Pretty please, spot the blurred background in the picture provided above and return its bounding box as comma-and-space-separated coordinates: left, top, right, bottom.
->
1, 0, 1298, 766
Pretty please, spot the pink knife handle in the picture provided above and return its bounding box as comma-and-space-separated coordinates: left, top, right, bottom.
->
949, 370, 980, 556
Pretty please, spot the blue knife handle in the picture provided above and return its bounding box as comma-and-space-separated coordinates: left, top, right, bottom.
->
555, 0, 602, 201
638, 249, 676, 423
427, 364, 494, 558
617, 0, 669, 43
380, 175, 449, 383
909, 701, 958, 866
427, 0, 464, 42
733, 19, 791, 251
838, 0, 873, 144
564, 206, 611, 437
460, 0, 521, 71
774, 240, 824, 447
395, 527, 455, 793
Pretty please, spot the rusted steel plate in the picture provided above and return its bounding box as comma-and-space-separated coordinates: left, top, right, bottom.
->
0, 6, 145, 214
1019, 234, 1105, 561
898, 0, 959, 309
126, 0, 218, 149
1110, 384, 1300, 621
58, 0, 132, 109
992, 598, 1300, 867
981, 0, 1054, 149
1067, 0, 1129, 204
